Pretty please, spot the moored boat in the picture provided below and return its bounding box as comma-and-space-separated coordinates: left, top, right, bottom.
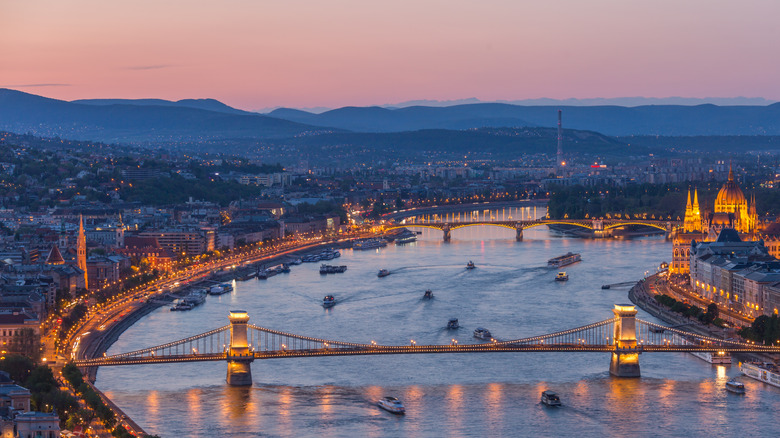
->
547, 252, 581, 268
354, 238, 388, 251
740, 362, 780, 388
377, 396, 405, 414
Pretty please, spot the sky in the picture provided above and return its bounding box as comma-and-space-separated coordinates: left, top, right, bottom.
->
2, 0, 780, 110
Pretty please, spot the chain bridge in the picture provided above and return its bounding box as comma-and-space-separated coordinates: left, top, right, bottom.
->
75, 305, 780, 385
385, 218, 681, 241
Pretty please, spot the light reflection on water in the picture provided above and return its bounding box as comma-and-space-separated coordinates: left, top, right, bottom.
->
96, 222, 780, 437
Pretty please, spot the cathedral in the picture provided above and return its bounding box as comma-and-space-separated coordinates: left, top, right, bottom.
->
671, 165, 763, 275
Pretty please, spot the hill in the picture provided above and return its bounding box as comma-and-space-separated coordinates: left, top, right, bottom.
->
73, 97, 253, 115
0, 89, 329, 144
269, 102, 780, 136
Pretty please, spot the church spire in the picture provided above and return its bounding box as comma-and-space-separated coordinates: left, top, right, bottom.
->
728, 161, 734, 182
78, 214, 88, 290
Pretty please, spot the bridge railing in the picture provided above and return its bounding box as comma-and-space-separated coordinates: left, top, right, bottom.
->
494, 318, 617, 347
104, 325, 232, 360
635, 319, 780, 351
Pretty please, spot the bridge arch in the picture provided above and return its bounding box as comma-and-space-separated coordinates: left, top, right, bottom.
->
522, 221, 593, 231
603, 221, 668, 232
385, 224, 445, 232
449, 223, 517, 231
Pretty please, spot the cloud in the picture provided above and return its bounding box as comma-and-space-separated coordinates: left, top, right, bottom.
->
125, 64, 173, 70
1, 83, 71, 87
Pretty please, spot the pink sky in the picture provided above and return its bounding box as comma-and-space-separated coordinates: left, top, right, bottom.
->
2, 0, 779, 110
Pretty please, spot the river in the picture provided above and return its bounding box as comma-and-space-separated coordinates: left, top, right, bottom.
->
96, 209, 780, 437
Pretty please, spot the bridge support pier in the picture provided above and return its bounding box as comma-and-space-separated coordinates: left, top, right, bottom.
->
515, 227, 523, 241
443, 225, 451, 242
226, 310, 255, 386
609, 304, 641, 377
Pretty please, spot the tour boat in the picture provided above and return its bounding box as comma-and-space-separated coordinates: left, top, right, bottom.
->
473, 327, 492, 340
208, 285, 229, 295
555, 272, 568, 281
354, 238, 388, 251
378, 269, 391, 277
447, 318, 460, 329
690, 350, 732, 365
423, 289, 434, 299
320, 264, 348, 274
322, 295, 336, 308
541, 390, 562, 407
377, 396, 405, 414
725, 380, 746, 394
170, 300, 193, 311
466, 261, 476, 269
740, 362, 780, 388
547, 252, 581, 268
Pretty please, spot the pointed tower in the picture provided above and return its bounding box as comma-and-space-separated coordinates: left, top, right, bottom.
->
78, 215, 88, 290
749, 193, 758, 233
683, 189, 694, 232
692, 188, 702, 231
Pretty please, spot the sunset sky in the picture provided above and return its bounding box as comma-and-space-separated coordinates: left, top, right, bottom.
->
2, 0, 779, 110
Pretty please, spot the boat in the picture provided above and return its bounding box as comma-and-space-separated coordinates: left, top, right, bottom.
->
473, 327, 492, 340
555, 272, 568, 281
280, 264, 291, 273
354, 238, 388, 251
170, 300, 193, 311
290, 258, 303, 265
220, 283, 233, 292
466, 261, 476, 269
740, 362, 780, 388
395, 229, 418, 245
690, 350, 732, 365
423, 289, 434, 299
726, 380, 746, 394
547, 252, 582, 268
377, 396, 405, 414
208, 285, 230, 295
320, 264, 348, 274
541, 390, 562, 407
447, 318, 459, 329
322, 295, 336, 308
601, 284, 611, 289
257, 270, 268, 280
378, 269, 391, 278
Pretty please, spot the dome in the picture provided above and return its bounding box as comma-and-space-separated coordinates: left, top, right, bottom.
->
714, 167, 746, 213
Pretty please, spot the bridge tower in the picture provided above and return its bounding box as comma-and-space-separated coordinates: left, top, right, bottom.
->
442, 224, 451, 242
226, 310, 254, 386
610, 304, 641, 377
515, 224, 523, 241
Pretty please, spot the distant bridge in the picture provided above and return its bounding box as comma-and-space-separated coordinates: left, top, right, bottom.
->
76, 305, 779, 385
385, 218, 681, 241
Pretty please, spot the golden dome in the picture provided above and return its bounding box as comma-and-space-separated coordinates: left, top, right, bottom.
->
714, 167, 746, 213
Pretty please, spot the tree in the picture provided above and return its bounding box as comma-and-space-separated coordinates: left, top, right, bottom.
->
8, 328, 41, 362
0, 355, 34, 382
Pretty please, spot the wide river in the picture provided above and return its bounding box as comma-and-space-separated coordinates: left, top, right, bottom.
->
96, 210, 780, 437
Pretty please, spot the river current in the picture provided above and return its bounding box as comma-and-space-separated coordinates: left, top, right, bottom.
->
96, 213, 780, 437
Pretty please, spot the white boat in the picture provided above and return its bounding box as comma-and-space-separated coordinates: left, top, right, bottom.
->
555, 272, 568, 281
547, 252, 581, 268
740, 362, 780, 388
473, 327, 492, 340
541, 390, 561, 407
725, 380, 746, 394
377, 396, 405, 414
208, 285, 227, 295
690, 350, 732, 365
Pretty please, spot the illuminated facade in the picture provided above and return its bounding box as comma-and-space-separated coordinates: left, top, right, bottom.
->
671, 165, 762, 275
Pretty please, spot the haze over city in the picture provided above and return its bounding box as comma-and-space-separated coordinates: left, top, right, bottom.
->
3, 0, 780, 109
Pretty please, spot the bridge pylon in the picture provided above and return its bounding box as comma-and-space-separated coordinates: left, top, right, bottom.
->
226, 310, 254, 386
443, 224, 451, 242
515, 225, 523, 241
610, 304, 641, 377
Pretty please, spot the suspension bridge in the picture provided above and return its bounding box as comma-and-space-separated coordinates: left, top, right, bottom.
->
385, 218, 681, 241
74, 305, 780, 385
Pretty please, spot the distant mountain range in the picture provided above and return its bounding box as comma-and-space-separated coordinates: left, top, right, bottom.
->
0, 89, 326, 144
3, 89, 780, 153
268, 103, 780, 136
